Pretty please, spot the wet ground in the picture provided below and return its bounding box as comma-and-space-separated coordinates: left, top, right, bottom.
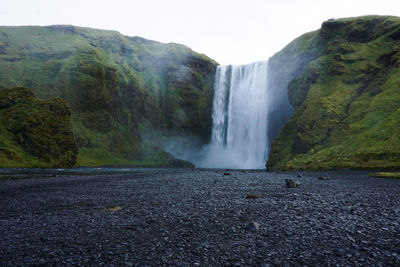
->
1, 168, 400, 266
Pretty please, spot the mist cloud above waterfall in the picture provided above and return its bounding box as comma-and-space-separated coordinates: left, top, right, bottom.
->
2, 0, 399, 64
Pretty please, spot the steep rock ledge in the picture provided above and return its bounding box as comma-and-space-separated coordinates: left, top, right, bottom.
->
267, 16, 400, 170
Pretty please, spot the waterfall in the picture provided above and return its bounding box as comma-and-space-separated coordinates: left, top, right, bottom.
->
200, 61, 271, 169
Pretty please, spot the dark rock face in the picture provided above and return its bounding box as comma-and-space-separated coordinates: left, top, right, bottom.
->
0, 87, 78, 167
267, 16, 400, 171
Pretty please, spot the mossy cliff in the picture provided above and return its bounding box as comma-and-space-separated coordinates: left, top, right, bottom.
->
0, 87, 78, 167
0, 25, 217, 166
267, 16, 400, 170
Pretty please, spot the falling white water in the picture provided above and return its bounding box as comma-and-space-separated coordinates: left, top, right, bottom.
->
200, 61, 271, 169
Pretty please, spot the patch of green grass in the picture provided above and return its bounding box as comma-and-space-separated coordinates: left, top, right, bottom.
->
369, 172, 400, 178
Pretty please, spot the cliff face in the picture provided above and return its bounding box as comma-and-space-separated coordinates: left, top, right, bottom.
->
267, 16, 400, 170
0, 25, 217, 166
0, 87, 78, 167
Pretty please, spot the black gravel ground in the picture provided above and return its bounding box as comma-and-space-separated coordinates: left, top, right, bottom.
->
1, 168, 400, 266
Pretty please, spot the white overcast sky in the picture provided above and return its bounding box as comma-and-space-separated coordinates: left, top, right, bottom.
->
1, 0, 400, 64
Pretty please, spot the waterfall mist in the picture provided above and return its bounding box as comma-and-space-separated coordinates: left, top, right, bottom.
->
163, 60, 293, 169
199, 61, 271, 169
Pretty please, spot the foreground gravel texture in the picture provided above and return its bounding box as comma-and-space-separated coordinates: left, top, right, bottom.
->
1, 169, 400, 266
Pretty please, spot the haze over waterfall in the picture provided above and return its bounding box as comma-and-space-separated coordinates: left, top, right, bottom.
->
201, 61, 271, 169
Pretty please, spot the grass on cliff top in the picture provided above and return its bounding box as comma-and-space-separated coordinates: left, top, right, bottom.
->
0, 24, 216, 102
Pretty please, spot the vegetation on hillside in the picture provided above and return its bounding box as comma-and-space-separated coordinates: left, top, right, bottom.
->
0, 25, 217, 167
267, 16, 400, 170
0, 87, 78, 167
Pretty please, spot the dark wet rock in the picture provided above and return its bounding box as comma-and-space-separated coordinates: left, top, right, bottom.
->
285, 179, 301, 188
245, 221, 260, 232
318, 176, 330, 180
245, 194, 261, 199
297, 174, 302, 178
224, 172, 231, 175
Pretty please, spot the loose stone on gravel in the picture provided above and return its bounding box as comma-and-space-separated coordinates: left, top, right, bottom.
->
245, 221, 260, 232
104, 206, 122, 212
285, 179, 301, 188
245, 194, 261, 199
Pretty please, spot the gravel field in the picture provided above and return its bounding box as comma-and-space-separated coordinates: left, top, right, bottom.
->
1, 168, 400, 266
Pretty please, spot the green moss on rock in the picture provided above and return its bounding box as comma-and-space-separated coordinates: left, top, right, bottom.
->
0, 87, 78, 167
268, 16, 400, 171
